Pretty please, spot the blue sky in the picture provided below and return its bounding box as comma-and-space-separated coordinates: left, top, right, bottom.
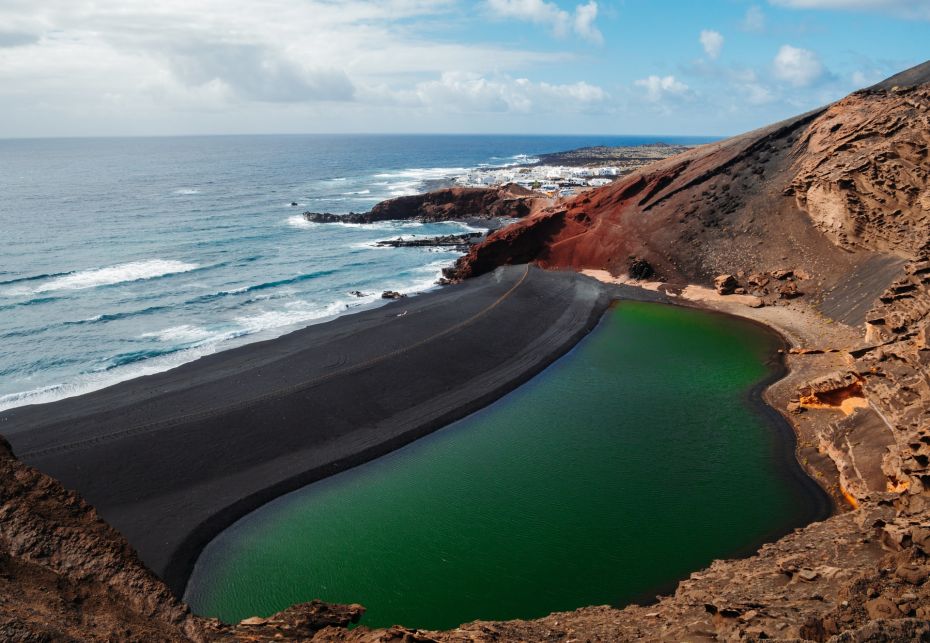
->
0, 0, 926, 137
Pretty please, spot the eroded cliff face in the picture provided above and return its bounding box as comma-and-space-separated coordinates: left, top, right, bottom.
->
790, 86, 930, 256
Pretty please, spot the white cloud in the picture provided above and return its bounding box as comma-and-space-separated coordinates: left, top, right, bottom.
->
0, 0, 614, 135
573, 2, 603, 44
699, 30, 724, 60
411, 71, 608, 113
739, 75, 776, 104
769, 0, 930, 19
634, 75, 690, 102
773, 45, 826, 87
741, 6, 766, 31
486, 0, 604, 42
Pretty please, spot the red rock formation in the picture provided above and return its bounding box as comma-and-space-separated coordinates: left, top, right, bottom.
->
457, 62, 930, 298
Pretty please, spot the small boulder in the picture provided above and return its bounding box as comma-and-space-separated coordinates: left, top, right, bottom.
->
896, 563, 930, 585
798, 568, 819, 582
864, 596, 901, 620
381, 290, 407, 300
714, 274, 739, 295
240, 616, 269, 626
772, 269, 794, 280
777, 281, 803, 299
628, 257, 654, 280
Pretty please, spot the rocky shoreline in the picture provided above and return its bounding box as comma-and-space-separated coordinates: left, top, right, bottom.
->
302, 184, 545, 225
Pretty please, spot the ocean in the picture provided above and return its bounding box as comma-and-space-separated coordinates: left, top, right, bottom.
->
0, 134, 713, 411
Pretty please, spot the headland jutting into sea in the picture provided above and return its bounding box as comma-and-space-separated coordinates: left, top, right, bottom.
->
2, 61, 930, 641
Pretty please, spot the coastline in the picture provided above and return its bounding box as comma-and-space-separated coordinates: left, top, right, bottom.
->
2, 265, 617, 597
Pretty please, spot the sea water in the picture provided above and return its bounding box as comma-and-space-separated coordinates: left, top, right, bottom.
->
0, 134, 712, 411
185, 302, 824, 630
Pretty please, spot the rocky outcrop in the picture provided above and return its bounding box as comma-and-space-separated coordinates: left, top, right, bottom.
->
375, 232, 484, 251
304, 184, 545, 225
789, 86, 930, 256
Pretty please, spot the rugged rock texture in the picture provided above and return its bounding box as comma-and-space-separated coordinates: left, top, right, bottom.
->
0, 436, 363, 642
303, 184, 545, 224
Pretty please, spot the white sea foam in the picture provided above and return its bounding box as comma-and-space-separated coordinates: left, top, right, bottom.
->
343, 189, 370, 196
6, 260, 200, 295
373, 167, 469, 181
140, 324, 218, 344
286, 215, 315, 229
174, 188, 201, 195
0, 344, 220, 412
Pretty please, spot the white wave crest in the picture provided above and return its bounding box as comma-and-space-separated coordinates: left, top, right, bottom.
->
140, 324, 217, 344
0, 344, 220, 412
286, 215, 315, 229
6, 260, 200, 296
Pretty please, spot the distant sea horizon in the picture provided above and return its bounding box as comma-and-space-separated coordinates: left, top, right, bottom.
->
0, 133, 719, 411
0, 132, 725, 142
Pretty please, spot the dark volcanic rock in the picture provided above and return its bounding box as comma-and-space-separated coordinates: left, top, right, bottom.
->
304, 184, 544, 225
375, 232, 484, 251
628, 257, 654, 280
714, 274, 739, 295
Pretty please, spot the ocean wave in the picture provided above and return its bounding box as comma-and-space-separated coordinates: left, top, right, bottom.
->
174, 188, 201, 195
6, 260, 200, 295
286, 215, 315, 229
373, 166, 469, 181
0, 271, 70, 286
232, 299, 359, 336
184, 270, 338, 307
0, 344, 222, 412
342, 189, 371, 196
247, 269, 339, 292
0, 296, 62, 310
106, 347, 186, 369
65, 305, 172, 326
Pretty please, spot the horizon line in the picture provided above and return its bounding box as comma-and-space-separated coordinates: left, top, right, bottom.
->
0, 131, 728, 142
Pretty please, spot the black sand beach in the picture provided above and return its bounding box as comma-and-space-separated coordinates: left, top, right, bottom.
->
2, 266, 620, 596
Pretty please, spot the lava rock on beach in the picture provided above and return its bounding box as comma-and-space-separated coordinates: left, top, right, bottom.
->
374, 232, 484, 252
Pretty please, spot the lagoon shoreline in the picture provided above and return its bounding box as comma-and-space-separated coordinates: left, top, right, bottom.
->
2, 262, 837, 616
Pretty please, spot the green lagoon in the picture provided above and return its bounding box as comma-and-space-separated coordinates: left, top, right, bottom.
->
185, 302, 825, 629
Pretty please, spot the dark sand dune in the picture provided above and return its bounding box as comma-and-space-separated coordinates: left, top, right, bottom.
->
2, 266, 615, 596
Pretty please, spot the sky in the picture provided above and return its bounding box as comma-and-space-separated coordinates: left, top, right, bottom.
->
0, 0, 927, 138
